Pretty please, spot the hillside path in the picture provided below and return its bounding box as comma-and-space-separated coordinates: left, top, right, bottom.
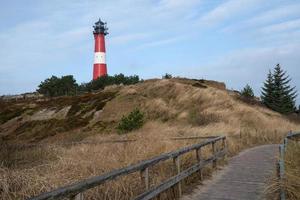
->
181, 144, 278, 200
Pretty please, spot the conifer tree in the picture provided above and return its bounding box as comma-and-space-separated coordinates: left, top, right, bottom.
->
261, 70, 274, 108
241, 84, 254, 98
261, 64, 297, 114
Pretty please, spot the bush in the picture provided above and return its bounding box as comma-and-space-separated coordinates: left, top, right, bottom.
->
37, 74, 140, 97
241, 84, 254, 98
162, 73, 172, 79
117, 109, 144, 134
79, 74, 140, 92
37, 75, 78, 97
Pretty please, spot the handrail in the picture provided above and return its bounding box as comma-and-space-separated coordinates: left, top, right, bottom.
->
28, 136, 226, 200
278, 131, 300, 200
286, 132, 300, 140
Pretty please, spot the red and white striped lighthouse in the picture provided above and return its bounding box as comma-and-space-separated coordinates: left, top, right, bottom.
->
93, 19, 108, 80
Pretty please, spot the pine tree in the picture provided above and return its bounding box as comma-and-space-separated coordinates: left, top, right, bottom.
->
241, 84, 254, 98
261, 70, 274, 108
261, 64, 297, 114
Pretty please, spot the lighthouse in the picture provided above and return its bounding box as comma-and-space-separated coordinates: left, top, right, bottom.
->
93, 18, 108, 80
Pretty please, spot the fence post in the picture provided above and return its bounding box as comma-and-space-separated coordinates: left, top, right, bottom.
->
70, 193, 83, 200
283, 138, 288, 151
173, 156, 182, 197
212, 141, 217, 169
196, 148, 203, 180
279, 144, 286, 200
222, 137, 227, 161
140, 167, 150, 190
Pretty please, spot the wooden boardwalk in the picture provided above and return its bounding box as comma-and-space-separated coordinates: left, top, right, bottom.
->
182, 144, 278, 200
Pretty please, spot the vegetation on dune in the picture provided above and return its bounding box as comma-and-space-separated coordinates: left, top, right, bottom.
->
79, 74, 140, 92
188, 110, 220, 126
261, 64, 298, 114
241, 84, 254, 98
267, 139, 300, 200
0, 90, 118, 142
37, 73, 140, 97
37, 75, 78, 97
0, 107, 25, 124
5, 117, 89, 141
284, 140, 300, 200
117, 108, 144, 134
162, 73, 172, 79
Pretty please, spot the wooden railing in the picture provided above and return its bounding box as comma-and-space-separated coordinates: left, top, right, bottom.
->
28, 136, 226, 200
278, 132, 300, 200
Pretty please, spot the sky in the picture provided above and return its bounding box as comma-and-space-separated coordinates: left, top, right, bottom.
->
0, 0, 299, 104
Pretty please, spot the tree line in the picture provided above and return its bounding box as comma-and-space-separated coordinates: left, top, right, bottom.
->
37, 74, 140, 97
241, 64, 298, 114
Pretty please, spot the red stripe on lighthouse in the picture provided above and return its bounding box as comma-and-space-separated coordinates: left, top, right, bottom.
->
93, 34, 107, 79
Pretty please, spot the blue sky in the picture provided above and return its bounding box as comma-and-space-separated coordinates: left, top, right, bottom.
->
0, 0, 299, 104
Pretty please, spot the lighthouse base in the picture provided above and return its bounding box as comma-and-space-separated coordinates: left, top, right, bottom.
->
93, 64, 107, 80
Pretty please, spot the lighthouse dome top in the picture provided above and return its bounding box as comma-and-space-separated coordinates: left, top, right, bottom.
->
93, 18, 108, 35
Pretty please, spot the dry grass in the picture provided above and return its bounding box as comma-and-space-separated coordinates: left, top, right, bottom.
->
0, 122, 298, 200
1, 79, 300, 199
266, 140, 300, 200
285, 141, 300, 200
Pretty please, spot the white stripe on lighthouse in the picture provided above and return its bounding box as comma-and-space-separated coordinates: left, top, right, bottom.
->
94, 52, 106, 64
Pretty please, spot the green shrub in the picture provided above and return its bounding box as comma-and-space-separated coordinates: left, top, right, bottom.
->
162, 73, 172, 79
79, 74, 140, 92
37, 75, 78, 97
241, 84, 254, 98
117, 109, 144, 134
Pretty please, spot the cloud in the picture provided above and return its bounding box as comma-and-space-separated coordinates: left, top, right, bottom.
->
222, 3, 300, 33
246, 3, 300, 26
197, 0, 263, 27
259, 18, 300, 34
135, 35, 187, 50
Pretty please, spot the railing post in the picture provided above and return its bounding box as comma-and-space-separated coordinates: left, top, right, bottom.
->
283, 138, 288, 151
212, 141, 217, 169
196, 148, 203, 180
279, 144, 286, 200
70, 193, 83, 200
173, 156, 182, 197
140, 167, 150, 190
222, 137, 227, 160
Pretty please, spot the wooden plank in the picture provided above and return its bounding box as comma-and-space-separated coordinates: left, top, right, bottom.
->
186, 144, 278, 200
170, 136, 218, 140
140, 168, 150, 190
212, 142, 217, 169
28, 136, 226, 200
222, 138, 227, 161
278, 145, 286, 200
286, 132, 300, 140
196, 148, 203, 180
69, 193, 83, 200
134, 150, 226, 200
173, 156, 182, 197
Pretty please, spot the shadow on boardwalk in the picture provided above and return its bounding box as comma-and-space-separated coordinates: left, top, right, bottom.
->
182, 144, 278, 200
